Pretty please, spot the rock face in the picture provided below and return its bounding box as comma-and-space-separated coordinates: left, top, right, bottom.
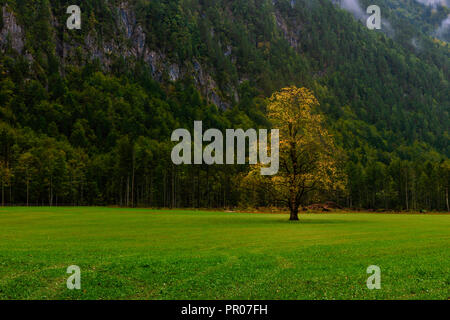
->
0, 1, 233, 109
275, 10, 300, 49
0, 5, 24, 54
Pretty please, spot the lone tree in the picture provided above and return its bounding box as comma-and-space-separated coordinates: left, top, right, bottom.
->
244, 86, 343, 220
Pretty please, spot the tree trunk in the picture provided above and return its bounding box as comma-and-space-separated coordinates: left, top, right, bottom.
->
289, 190, 299, 221
131, 161, 135, 208
196, 167, 200, 208
290, 207, 299, 221
126, 175, 130, 207
446, 186, 449, 212
405, 173, 409, 211
289, 193, 299, 221
49, 177, 53, 207
26, 181, 29, 207
149, 172, 153, 207
206, 166, 210, 208
171, 166, 175, 208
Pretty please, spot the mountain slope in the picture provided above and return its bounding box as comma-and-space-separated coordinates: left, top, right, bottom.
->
0, 0, 448, 210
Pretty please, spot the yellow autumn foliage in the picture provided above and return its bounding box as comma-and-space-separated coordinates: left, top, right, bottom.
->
243, 86, 345, 219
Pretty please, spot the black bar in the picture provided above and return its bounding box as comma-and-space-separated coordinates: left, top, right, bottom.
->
0, 300, 446, 318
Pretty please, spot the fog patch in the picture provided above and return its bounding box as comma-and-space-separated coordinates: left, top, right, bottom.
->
415, 0, 449, 7
436, 14, 450, 38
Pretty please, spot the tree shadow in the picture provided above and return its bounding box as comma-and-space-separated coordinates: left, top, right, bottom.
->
200, 214, 367, 226
283, 218, 367, 225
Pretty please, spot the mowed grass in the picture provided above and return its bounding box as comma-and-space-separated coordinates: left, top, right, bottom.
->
0, 207, 448, 300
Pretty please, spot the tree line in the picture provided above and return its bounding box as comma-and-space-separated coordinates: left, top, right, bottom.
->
0, 0, 448, 211
0, 75, 448, 211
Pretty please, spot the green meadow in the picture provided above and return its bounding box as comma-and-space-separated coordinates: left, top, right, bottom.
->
0, 207, 448, 300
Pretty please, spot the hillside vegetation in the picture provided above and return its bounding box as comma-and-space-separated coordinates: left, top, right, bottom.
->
0, 0, 449, 210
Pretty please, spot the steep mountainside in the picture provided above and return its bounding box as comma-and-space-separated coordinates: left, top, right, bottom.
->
337, 0, 450, 42
0, 0, 448, 209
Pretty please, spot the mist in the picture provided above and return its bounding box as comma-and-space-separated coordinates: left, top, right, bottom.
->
336, 0, 393, 35
436, 14, 450, 37
415, 0, 450, 40
339, 0, 366, 21
415, 0, 449, 7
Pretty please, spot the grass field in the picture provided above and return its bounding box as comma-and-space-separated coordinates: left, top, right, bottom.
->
0, 207, 448, 300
